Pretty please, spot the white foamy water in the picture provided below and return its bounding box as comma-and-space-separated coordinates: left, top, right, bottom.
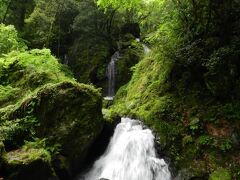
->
81, 117, 171, 180
103, 96, 114, 101
136, 38, 151, 54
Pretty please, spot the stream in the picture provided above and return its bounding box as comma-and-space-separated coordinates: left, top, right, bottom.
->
86, 41, 171, 180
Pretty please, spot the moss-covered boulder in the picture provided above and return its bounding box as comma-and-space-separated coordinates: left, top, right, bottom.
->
0, 29, 104, 179
0, 82, 103, 179
10, 82, 103, 158
4, 143, 56, 180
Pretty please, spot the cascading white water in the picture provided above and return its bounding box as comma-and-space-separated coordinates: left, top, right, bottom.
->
81, 117, 171, 180
105, 52, 120, 100
136, 38, 151, 54
143, 43, 151, 53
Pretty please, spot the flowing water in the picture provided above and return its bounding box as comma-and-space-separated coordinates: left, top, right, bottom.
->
136, 38, 151, 54
96, 42, 170, 180
104, 40, 149, 100
105, 51, 120, 100
80, 117, 171, 180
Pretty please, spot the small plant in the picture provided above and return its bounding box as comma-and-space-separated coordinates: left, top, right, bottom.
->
182, 135, 193, 146
219, 139, 232, 152
198, 135, 213, 146
188, 117, 201, 135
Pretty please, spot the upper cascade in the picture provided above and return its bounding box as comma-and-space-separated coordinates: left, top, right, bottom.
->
105, 51, 120, 100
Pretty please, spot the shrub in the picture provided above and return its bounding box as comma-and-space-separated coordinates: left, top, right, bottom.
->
0, 24, 26, 56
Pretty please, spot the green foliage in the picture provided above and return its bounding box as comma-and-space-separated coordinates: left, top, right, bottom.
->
0, 24, 26, 55
188, 117, 202, 135
110, 47, 174, 120
0, 85, 20, 106
0, 116, 37, 143
0, 48, 74, 106
97, 0, 142, 10
24, 0, 59, 47
204, 102, 240, 122
0, 0, 8, 21
197, 135, 213, 146
115, 36, 143, 90
0, 34, 103, 179
219, 139, 232, 152
0, 0, 35, 30
0, 0, 239, 179
24, 138, 61, 157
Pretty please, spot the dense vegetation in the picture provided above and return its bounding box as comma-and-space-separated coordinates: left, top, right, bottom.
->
0, 0, 240, 179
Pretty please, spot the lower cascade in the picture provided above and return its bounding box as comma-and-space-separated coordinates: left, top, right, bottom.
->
80, 117, 171, 180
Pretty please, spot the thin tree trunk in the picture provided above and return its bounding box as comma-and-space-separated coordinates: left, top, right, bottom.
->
2, 0, 12, 23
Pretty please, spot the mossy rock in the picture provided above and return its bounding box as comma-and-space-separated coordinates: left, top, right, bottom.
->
0, 48, 74, 108
5, 145, 56, 180
0, 32, 104, 178
115, 34, 143, 90
209, 168, 231, 180
8, 81, 103, 166
0, 81, 104, 178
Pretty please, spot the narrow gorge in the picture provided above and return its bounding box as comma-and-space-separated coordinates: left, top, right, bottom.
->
0, 0, 239, 180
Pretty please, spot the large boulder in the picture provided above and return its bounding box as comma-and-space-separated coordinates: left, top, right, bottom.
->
0, 46, 104, 179
1, 82, 104, 179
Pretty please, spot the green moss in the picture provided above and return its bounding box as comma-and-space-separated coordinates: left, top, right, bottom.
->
6, 146, 51, 166
209, 168, 231, 180
0, 116, 37, 146
0, 49, 74, 109
115, 35, 143, 90
0, 85, 20, 107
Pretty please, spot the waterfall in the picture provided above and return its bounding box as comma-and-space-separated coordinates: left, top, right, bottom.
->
80, 117, 171, 180
105, 51, 120, 100
104, 40, 149, 101
143, 43, 151, 54
136, 38, 151, 54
